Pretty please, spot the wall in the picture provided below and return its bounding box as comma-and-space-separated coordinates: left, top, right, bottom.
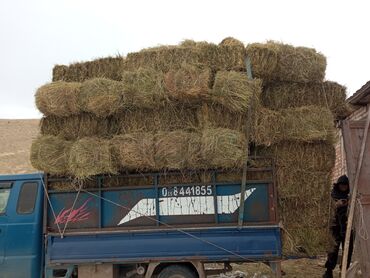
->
332, 105, 368, 182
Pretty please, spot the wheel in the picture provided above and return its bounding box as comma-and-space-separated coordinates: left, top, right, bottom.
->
158, 265, 197, 278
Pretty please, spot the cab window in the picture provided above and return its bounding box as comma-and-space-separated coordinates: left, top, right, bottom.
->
0, 182, 12, 214
17, 182, 38, 214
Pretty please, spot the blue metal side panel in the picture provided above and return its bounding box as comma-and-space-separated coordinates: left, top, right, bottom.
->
47, 182, 272, 231
46, 227, 281, 265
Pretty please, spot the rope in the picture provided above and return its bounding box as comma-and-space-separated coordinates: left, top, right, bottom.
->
60, 180, 83, 238
38, 173, 63, 237
356, 197, 369, 241
79, 188, 265, 263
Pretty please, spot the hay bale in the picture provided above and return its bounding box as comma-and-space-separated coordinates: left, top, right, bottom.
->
124, 40, 245, 72
121, 68, 169, 108
258, 141, 335, 172
282, 226, 332, 256
280, 196, 331, 229
40, 113, 117, 140
254, 106, 335, 146
52, 56, 124, 82
198, 104, 248, 133
35, 82, 81, 117
52, 65, 68, 82
111, 133, 155, 170
154, 131, 202, 170
69, 138, 117, 179
219, 37, 245, 48
276, 169, 333, 198
262, 81, 348, 118
246, 42, 326, 82
201, 128, 247, 169
79, 78, 125, 117
30, 135, 72, 175
116, 105, 199, 133
164, 64, 211, 103
258, 141, 335, 256
210, 71, 261, 113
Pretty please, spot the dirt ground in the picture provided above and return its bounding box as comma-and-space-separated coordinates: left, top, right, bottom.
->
0, 119, 39, 175
228, 257, 340, 277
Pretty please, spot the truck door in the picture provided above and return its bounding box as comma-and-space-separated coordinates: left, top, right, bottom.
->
0, 182, 12, 265
1, 179, 43, 278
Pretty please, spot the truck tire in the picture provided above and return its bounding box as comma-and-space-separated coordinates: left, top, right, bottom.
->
158, 265, 197, 278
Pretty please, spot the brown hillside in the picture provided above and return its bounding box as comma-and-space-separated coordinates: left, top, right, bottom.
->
0, 119, 39, 174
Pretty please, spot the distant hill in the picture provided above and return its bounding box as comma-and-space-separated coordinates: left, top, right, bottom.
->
0, 119, 39, 174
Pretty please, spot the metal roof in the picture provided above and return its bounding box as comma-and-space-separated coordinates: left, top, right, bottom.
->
347, 81, 370, 105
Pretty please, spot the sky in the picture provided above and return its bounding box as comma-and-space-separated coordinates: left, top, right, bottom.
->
0, 0, 369, 119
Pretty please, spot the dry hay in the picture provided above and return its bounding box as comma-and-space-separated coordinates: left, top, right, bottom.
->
40, 113, 118, 140
154, 131, 202, 170
115, 105, 199, 133
79, 78, 125, 117
124, 39, 245, 72
201, 128, 247, 169
253, 106, 335, 146
258, 141, 335, 172
103, 176, 153, 188
35, 82, 81, 117
198, 104, 251, 134
262, 81, 348, 118
280, 196, 331, 229
52, 56, 124, 82
111, 133, 156, 171
68, 138, 118, 179
30, 135, 72, 175
219, 37, 245, 48
121, 68, 169, 108
164, 64, 211, 103
246, 41, 326, 82
282, 226, 332, 256
210, 71, 262, 113
276, 169, 333, 199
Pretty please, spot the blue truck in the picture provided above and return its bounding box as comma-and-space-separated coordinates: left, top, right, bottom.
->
0, 165, 281, 278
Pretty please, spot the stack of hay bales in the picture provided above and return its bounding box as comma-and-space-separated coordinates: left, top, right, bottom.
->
32, 39, 261, 179
246, 42, 346, 255
30, 38, 347, 256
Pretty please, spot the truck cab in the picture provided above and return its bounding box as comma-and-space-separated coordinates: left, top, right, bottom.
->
0, 173, 44, 278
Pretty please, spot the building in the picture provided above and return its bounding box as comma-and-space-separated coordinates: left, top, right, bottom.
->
332, 81, 370, 181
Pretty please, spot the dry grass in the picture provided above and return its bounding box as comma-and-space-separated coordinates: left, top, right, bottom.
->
154, 131, 200, 170
52, 56, 124, 82
40, 113, 117, 140
124, 39, 245, 72
111, 133, 155, 171
254, 106, 335, 146
116, 105, 199, 133
257, 141, 335, 172
79, 78, 125, 117
121, 68, 169, 108
30, 135, 72, 175
68, 137, 118, 179
35, 82, 81, 117
201, 128, 247, 169
210, 71, 261, 113
253, 141, 336, 256
164, 64, 211, 103
262, 81, 348, 118
246, 41, 326, 82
